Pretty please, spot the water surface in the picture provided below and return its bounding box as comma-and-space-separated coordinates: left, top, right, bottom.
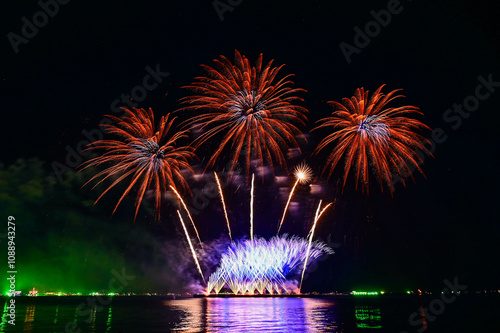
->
0, 295, 497, 332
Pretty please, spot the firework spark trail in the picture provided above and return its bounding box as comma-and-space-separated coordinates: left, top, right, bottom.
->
170, 185, 202, 247
177, 210, 205, 284
214, 172, 232, 241
278, 179, 299, 235
300, 200, 333, 293
278, 163, 313, 235
250, 173, 255, 241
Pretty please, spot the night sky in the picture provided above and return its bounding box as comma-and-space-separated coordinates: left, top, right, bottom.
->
1, 0, 499, 294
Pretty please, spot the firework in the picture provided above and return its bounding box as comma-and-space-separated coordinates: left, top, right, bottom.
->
214, 172, 232, 241
81, 107, 195, 219
206, 235, 333, 295
170, 185, 202, 247
278, 162, 313, 235
313, 85, 431, 194
180, 50, 308, 179
299, 200, 333, 293
177, 210, 205, 283
250, 173, 255, 241
294, 162, 313, 184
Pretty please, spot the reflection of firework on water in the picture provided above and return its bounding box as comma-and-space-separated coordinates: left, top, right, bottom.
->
180, 50, 308, 179
82, 107, 195, 219
206, 235, 333, 295
314, 85, 431, 194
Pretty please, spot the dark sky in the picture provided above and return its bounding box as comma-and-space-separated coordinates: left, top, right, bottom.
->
1, 0, 499, 293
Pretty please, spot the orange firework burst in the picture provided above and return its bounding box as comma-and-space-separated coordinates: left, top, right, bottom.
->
313, 85, 431, 194
180, 50, 308, 179
81, 107, 195, 219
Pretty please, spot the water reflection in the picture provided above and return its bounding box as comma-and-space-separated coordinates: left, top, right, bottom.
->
106, 306, 112, 332
165, 298, 205, 331
53, 306, 58, 324
23, 304, 35, 332
171, 297, 342, 332
89, 304, 97, 332
355, 305, 382, 329
0, 296, 384, 332
0, 301, 8, 332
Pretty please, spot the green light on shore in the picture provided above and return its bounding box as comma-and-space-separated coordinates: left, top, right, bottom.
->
351, 291, 379, 296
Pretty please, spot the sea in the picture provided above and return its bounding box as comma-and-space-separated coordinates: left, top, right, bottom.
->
1, 294, 499, 332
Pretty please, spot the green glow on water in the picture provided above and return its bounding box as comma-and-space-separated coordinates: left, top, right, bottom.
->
355, 305, 382, 329
107, 307, 113, 332
54, 307, 58, 324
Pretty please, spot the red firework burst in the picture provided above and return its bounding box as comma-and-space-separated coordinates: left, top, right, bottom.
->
313, 85, 431, 194
180, 50, 308, 179
81, 107, 195, 219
